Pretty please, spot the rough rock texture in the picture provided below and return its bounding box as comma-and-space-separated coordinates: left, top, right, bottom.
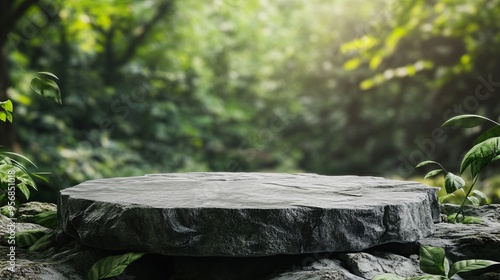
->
2, 201, 499, 279
337, 251, 422, 279
271, 255, 364, 280
420, 204, 500, 280
17, 202, 57, 223
58, 173, 439, 257
0, 202, 109, 280
421, 204, 500, 263
269, 258, 365, 280
269, 252, 424, 280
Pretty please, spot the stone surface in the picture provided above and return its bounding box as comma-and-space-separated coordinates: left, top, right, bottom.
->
337, 251, 422, 279
2, 201, 499, 280
0, 202, 106, 280
421, 204, 500, 262
0, 210, 52, 248
59, 173, 439, 257
17, 202, 57, 223
420, 204, 500, 280
270, 258, 365, 280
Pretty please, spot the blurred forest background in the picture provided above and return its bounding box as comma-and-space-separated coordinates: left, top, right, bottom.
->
1, 0, 500, 203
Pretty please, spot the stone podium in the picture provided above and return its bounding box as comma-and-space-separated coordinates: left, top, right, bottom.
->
58, 173, 439, 257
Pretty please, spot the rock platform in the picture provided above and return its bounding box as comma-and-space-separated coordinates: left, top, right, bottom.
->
58, 173, 439, 256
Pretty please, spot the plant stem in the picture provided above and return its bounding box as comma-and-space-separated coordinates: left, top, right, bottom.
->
453, 176, 477, 223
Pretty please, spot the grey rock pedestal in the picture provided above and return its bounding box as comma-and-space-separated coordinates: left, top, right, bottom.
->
58, 173, 439, 257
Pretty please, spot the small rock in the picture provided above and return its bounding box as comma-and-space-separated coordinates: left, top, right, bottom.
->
270, 258, 364, 280
338, 251, 423, 279
270, 269, 364, 280
16, 202, 57, 223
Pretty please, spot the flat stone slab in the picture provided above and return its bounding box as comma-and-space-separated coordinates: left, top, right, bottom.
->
58, 173, 439, 257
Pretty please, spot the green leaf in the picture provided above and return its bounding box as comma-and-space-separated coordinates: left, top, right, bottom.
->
4, 151, 38, 168
28, 232, 54, 252
18, 171, 37, 190
438, 193, 456, 204
0, 112, 6, 122
10, 229, 49, 248
416, 160, 440, 168
447, 213, 461, 223
88, 252, 145, 280
17, 182, 30, 200
443, 172, 465, 194
448, 259, 500, 277
442, 114, 498, 128
30, 76, 62, 104
466, 196, 480, 206
470, 161, 482, 182
419, 245, 446, 276
372, 273, 406, 280
471, 190, 488, 204
461, 216, 483, 224
444, 257, 450, 277
447, 213, 483, 224
474, 126, 500, 146
0, 206, 15, 218
31, 172, 50, 183
37, 71, 59, 80
4, 100, 13, 112
460, 137, 500, 177
33, 210, 58, 229
424, 169, 443, 179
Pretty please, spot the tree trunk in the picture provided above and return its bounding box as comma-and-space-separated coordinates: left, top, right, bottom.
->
0, 43, 16, 150
0, 0, 41, 151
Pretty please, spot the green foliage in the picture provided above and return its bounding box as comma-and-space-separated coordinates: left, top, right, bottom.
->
0, 100, 13, 122
424, 169, 443, 179
419, 246, 448, 276
343, 0, 500, 89
460, 137, 500, 178
439, 188, 488, 209
29, 72, 62, 105
447, 213, 483, 224
32, 210, 58, 229
416, 113, 500, 222
4, 229, 49, 249
0, 151, 40, 203
28, 232, 54, 252
0, 205, 15, 218
442, 114, 499, 129
448, 259, 499, 277
88, 252, 145, 280
443, 172, 465, 194
443, 113, 500, 181
0, 72, 60, 204
416, 161, 470, 211
2, 0, 500, 201
373, 245, 499, 280
10, 209, 58, 253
